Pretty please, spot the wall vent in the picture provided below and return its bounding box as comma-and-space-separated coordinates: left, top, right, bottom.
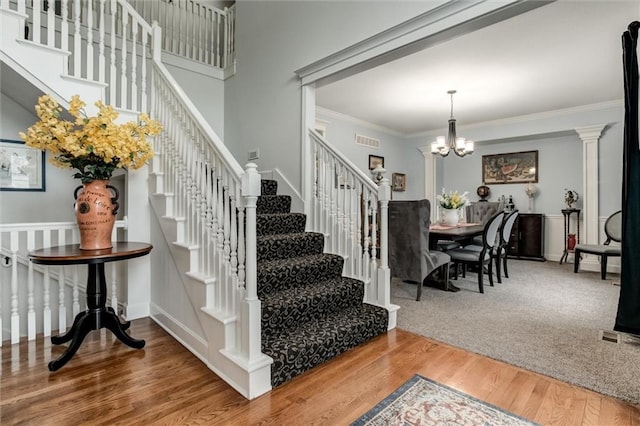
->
355, 134, 380, 149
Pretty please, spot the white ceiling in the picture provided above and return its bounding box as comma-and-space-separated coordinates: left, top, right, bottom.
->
315, 0, 639, 137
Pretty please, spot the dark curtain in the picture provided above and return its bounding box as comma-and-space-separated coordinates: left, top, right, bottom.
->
615, 21, 640, 335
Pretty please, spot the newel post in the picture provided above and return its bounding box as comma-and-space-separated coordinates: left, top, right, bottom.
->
376, 177, 398, 329
376, 178, 391, 304
240, 163, 261, 358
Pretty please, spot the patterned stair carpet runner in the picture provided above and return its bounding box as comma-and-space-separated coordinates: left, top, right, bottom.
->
258, 179, 388, 387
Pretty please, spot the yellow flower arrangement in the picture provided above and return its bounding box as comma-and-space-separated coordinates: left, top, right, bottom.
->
20, 94, 162, 183
437, 188, 469, 210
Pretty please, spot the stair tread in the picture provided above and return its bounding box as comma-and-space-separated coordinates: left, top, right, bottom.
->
258, 252, 342, 270
258, 231, 323, 242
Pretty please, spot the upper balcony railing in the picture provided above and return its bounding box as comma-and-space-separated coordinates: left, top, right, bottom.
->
129, 0, 235, 69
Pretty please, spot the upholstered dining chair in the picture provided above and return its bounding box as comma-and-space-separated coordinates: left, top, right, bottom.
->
496, 210, 519, 282
446, 211, 505, 293
388, 199, 451, 301
574, 210, 622, 280
465, 210, 518, 284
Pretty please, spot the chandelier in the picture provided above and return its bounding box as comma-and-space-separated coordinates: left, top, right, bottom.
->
430, 90, 474, 157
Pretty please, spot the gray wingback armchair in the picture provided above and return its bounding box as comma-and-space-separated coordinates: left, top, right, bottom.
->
465, 201, 504, 225
388, 199, 450, 301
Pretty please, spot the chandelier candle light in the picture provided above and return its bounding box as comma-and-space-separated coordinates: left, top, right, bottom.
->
430, 90, 474, 158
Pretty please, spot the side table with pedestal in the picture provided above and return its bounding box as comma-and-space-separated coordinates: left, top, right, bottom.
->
559, 209, 580, 264
28, 242, 152, 371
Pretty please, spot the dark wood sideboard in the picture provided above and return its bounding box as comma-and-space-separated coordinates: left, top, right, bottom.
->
507, 213, 545, 261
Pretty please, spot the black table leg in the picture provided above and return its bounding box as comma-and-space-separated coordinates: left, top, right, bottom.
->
49, 262, 144, 371
48, 312, 91, 371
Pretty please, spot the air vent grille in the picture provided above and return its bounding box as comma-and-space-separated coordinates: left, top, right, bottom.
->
355, 134, 380, 149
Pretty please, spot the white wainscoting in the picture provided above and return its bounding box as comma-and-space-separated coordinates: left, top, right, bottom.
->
544, 214, 620, 275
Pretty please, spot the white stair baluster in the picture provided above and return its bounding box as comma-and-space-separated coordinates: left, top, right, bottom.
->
61, 0, 69, 61
120, 11, 129, 109
46, 0, 55, 48
73, 0, 81, 77
32, 0, 41, 44
43, 229, 52, 337
98, 0, 106, 83
57, 230, 67, 333
72, 264, 80, 316
27, 230, 36, 340
10, 231, 19, 344
86, 0, 94, 80
109, 0, 117, 105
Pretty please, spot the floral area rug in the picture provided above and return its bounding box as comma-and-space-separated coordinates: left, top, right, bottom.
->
351, 375, 539, 426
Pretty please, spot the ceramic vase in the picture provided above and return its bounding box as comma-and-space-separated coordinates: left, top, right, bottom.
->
441, 208, 460, 226
74, 179, 119, 250
567, 233, 577, 251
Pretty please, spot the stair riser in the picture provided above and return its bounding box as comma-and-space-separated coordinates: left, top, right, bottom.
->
263, 306, 389, 387
257, 234, 324, 262
257, 195, 291, 214
262, 283, 365, 338
257, 214, 306, 236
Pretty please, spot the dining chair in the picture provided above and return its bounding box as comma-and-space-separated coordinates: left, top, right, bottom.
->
388, 199, 451, 301
446, 211, 505, 293
574, 210, 622, 279
464, 210, 518, 283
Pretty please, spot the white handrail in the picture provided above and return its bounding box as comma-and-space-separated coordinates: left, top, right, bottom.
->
129, 0, 235, 69
307, 129, 390, 308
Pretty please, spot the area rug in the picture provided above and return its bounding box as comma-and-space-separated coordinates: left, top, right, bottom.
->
351, 375, 538, 426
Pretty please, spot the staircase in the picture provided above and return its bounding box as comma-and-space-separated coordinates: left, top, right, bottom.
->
257, 179, 388, 386
1, 0, 396, 400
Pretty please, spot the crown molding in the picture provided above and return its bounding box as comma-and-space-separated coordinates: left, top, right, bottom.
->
408, 99, 624, 139
316, 106, 406, 138
295, 0, 552, 88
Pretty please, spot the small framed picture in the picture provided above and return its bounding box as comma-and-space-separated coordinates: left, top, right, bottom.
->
0, 139, 46, 191
368, 155, 384, 170
392, 173, 406, 191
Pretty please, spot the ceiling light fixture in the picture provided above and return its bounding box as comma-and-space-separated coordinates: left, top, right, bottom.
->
430, 90, 474, 158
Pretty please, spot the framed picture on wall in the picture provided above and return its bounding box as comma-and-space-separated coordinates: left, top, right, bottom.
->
482, 150, 538, 184
0, 139, 46, 191
392, 173, 406, 191
368, 155, 384, 170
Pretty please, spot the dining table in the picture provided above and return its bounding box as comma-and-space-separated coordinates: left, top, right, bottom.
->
425, 222, 485, 292
428, 222, 485, 250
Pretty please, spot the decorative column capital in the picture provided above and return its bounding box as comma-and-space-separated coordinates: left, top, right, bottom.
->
418, 146, 434, 159
575, 124, 607, 143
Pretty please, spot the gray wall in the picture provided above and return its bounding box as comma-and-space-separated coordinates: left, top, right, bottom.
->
408, 102, 624, 218
0, 93, 79, 223
225, 1, 433, 192
316, 109, 423, 201
164, 63, 225, 138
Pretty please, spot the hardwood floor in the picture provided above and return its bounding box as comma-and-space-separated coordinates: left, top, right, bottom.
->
2, 318, 639, 425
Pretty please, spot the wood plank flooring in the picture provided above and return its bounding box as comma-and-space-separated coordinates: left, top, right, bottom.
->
2, 318, 639, 425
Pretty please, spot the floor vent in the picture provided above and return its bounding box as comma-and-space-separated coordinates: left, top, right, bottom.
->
600, 330, 620, 344
355, 134, 380, 149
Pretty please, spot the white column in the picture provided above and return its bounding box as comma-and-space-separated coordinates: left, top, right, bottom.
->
418, 146, 437, 223
576, 125, 606, 247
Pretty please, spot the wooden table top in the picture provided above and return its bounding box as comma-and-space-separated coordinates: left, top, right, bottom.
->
29, 242, 153, 266
429, 223, 484, 237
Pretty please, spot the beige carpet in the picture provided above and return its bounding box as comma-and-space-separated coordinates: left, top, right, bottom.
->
391, 259, 640, 404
